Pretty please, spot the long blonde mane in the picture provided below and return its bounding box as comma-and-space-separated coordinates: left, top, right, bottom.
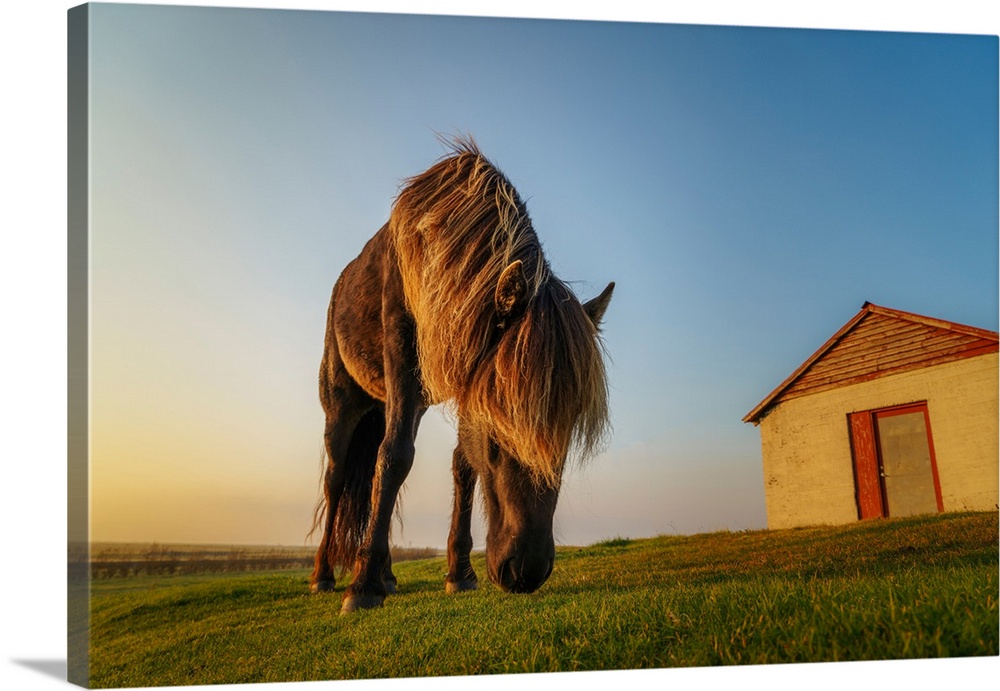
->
388, 138, 609, 485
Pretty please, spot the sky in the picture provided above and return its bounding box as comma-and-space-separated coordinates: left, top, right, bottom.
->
77, 2, 998, 550
1, 3, 998, 691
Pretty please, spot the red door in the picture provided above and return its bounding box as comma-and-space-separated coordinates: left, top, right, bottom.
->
848, 411, 884, 519
849, 403, 943, 519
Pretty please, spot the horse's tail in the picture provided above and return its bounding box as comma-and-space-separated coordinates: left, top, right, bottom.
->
310, 408, 385, 573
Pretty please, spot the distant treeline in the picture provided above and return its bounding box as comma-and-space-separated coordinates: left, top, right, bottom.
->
76, 543, 440, 579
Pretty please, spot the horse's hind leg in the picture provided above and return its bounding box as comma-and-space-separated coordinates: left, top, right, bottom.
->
310, 409, 369, 592
445, 441, 478, 593
310, 413, 356, 592
310, 453, 339, 592
310, 338, 375, 593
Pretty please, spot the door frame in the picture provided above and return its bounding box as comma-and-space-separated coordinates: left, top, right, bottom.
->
848, 402, 944, 519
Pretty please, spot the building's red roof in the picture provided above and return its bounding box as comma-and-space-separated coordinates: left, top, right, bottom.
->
742, 302, 999, 425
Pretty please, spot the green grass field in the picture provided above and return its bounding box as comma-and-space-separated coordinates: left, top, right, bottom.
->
86, 511, 998, 688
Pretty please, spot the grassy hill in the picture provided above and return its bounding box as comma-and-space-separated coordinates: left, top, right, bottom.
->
86, 511, 998, 687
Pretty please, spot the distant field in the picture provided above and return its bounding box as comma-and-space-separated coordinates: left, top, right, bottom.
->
81, 542, 439, 579
86, 511, 998, 687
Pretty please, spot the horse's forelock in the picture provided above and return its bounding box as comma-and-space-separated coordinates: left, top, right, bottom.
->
463, 281, 610, 486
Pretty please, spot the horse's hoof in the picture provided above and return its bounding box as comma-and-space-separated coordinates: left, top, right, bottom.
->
445, 579, 478, 594
340, 593, 384, 614
310, 580, 336, 594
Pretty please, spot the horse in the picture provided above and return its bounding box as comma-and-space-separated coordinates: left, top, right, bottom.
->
310, 137, 614, 613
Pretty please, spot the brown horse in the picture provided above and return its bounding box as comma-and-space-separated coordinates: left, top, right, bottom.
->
310, 138, 614, 612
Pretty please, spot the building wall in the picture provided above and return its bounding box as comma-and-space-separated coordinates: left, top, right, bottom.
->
759, 352, 998, 529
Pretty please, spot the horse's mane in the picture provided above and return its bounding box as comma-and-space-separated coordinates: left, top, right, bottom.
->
388, 137, 609, 485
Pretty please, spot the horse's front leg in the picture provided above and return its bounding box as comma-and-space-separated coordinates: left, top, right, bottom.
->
341, 284, 422, 613
340, 407, 418, 612
445, 442, 478, 593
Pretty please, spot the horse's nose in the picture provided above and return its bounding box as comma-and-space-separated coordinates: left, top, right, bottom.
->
497, 553, 554, 594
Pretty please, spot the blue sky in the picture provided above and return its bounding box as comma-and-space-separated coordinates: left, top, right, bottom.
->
80, 3, 998, 550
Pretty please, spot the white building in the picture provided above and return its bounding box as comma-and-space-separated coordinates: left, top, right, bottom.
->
744, 302, 998, 530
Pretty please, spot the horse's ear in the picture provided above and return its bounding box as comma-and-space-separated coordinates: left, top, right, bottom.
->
495, 260, 529, 321
583, 281, 615, 327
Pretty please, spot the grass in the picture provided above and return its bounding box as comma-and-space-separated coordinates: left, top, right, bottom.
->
86, 511, 998, 687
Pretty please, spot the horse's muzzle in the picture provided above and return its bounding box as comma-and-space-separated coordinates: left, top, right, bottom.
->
495, 551, 554, 594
